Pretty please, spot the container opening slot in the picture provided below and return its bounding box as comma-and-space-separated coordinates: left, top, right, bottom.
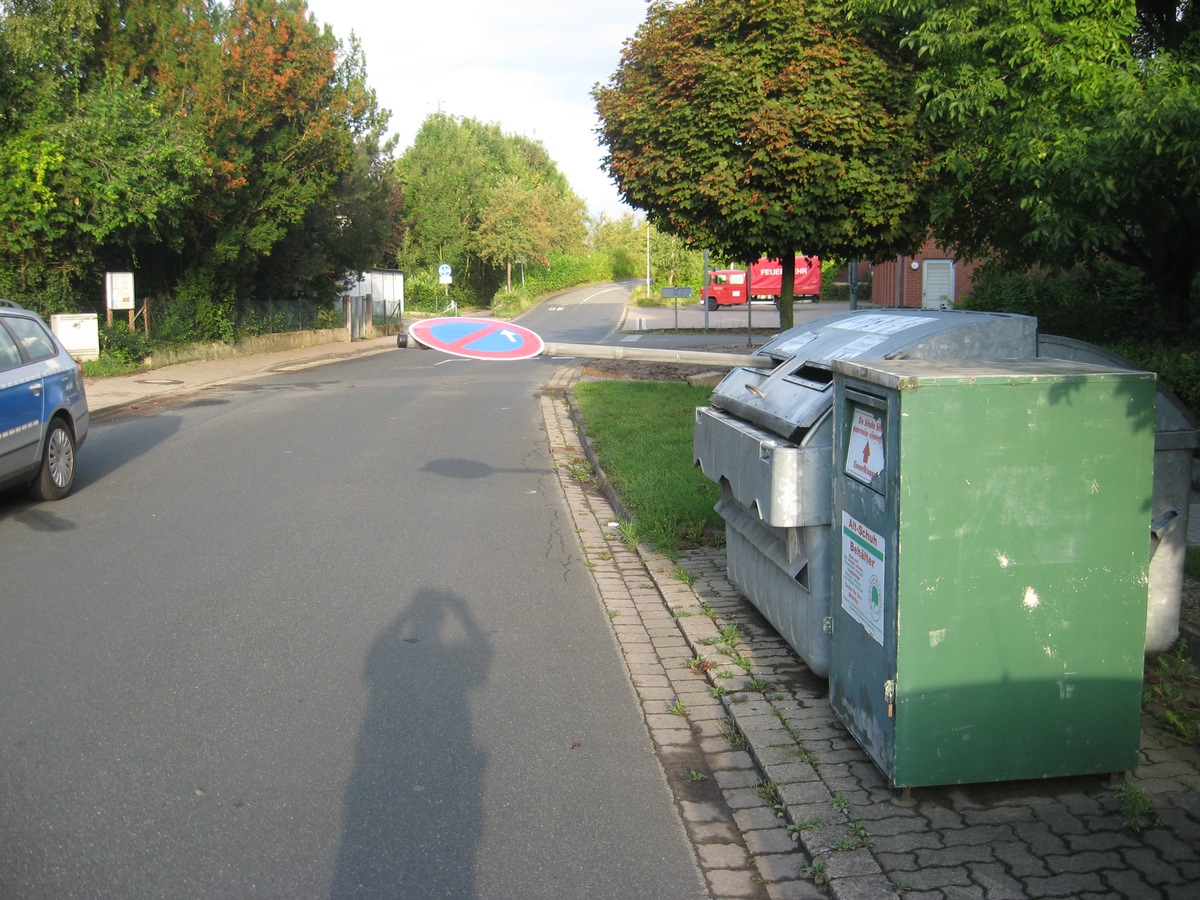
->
785, 363, 834, 391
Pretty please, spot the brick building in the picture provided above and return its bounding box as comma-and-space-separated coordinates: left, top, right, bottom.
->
869, 237, 983, 309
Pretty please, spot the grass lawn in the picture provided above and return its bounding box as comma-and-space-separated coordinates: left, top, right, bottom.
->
572, 379, 722, 555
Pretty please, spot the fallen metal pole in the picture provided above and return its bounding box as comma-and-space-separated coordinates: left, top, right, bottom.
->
398, 329, 769, 369
540, 342, 764, 369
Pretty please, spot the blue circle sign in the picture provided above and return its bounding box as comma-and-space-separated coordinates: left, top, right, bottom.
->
438, 263, 451, 277
408, 317, 545, 361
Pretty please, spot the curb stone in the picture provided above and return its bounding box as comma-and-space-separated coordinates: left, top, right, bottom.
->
545, 369, 889, 898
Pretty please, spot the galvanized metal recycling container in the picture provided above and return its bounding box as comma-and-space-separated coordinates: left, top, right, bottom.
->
693, 310, 1038, 676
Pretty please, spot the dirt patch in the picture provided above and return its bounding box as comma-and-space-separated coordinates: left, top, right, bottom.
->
578, 344, 757, 384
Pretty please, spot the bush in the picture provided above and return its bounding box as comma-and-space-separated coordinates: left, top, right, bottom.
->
961, 264, 1199, 418
99, 322, 152, 365
964, 263, 1165, 345
490, 253, 607, 316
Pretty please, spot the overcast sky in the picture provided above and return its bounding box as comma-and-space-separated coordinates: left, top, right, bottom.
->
303, 0, 651, 220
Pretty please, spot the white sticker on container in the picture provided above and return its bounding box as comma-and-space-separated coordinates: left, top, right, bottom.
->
841, 511, 886, 646
845, 407, 884, 484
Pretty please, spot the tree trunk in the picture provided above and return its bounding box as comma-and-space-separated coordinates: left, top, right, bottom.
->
778, 251, 796, 331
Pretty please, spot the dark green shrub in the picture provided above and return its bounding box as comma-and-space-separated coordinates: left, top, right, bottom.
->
99, 322, 152, 364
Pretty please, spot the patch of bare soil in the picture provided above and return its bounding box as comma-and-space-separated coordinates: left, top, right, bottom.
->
578, 344, 755, 384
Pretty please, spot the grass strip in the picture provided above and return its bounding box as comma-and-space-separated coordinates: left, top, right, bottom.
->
572, 379, 723, 555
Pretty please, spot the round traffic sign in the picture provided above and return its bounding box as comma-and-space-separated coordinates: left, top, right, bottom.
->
438, 263, 451, 276
407, 317, 545, 361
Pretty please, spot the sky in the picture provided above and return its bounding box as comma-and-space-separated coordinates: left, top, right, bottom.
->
303, 0, 651, 220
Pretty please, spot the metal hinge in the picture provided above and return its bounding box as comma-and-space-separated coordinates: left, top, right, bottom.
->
822, 616, 833, 635
884, 680, 896, 718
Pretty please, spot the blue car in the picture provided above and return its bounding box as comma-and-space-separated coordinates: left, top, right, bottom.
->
0, 300, 90, 500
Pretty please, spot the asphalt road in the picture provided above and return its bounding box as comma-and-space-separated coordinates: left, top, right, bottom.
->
0, 282, 706, 898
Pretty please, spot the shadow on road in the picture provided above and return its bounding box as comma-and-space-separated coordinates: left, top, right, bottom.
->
330, 588, 493, 898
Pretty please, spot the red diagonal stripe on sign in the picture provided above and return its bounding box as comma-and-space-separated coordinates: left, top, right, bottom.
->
445, 321, 505, 351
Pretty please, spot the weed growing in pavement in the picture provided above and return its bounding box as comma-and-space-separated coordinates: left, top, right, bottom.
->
845, 820, 874, 849
754, 779, 782, 805
566, 457, 593, 483
719, 717, 748, 749
687, 770, 709, 783
699, 599, 717, 621
709, 685, 727, 698
667, 699, 688, 717
686, 654, 714, 675
1117, 777, 1159, 833
618, 520, 640, 549
830, 793, 851, 815
673, 564, 694, 587
1142, 639, 1200, 745
771, 709, 818, 765
730, 653, 753, 673
801, 858, 828, 887
747, 677, 770, 692
606, 609, 619, 619
786, 814, 824, 839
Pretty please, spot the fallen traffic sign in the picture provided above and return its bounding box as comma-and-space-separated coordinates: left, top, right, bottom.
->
407, 317, 545, 361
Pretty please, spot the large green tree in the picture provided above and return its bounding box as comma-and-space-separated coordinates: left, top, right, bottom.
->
594, 0, 928, 329
852, 0, 1200, 332
0, 0, 393, 336
395, 113, 587, 305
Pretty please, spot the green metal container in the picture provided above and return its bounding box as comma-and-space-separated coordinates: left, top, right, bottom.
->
829, 358, 1156, 787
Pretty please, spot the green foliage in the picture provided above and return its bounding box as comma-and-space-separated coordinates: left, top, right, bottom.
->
98, 322, 152, 365
852, 0, 1200, 330
572, 380, 723, 555
961, 264, 1200, 414
1142, 638, 1200, 747
491, 254, 607, 317
395, 113, 588, 307
0, 0, 396, 342
594, 0, 930, 329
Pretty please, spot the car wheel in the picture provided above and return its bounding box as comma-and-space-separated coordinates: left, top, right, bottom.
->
30, 417, 77, 501
706, 296, 717, 311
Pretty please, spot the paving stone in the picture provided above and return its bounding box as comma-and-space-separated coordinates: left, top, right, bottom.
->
914, 843, 997, 868
696, 841, 751, 870
678, 800, 726, 824
745, 825, 802, 856
960, 862, 1025, 899
734, 805, 787, 833
825, 874, 897, 900
1120, 847, 1190, 889
753, 851, 811, 883
870, 830, 943, 853
886, 865, 974, 891
714, 767, 765, 791
705, 868, 767, 898
940, 824, 1019, 847
820, 848, 881, 880
765, 877, 827, 899
1023, 873, 1108, 896
991, 840, 1052, 878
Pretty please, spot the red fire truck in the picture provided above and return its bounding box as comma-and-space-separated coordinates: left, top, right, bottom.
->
704, 256, 821, 310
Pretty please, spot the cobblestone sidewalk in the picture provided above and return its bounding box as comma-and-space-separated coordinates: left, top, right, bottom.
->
543, 366, 1200, 900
